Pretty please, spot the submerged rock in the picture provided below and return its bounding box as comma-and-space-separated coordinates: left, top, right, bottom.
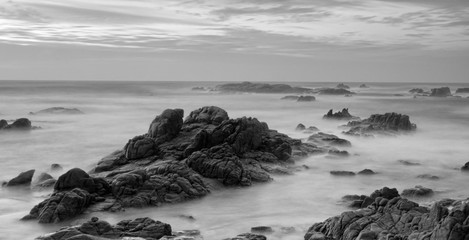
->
398, 159, 421, 166
0, 118, 36, 131
297, 96, 316, 102
307, 132, 351, 147
330, 171, 355, 176
318, 88, 354, 95
29, 107, 84, 115
35, 217, 172, 240
225, 233, 267, 240
336, 83, 350, 89
401, 185, 434, 197
357, 169, 376, 175
323, 108, 357, 120
215, 81, 312, 94
281, 95, 300, 100
251, 226, 274, 234
409, 88, 425, 94
417, 174, 440, 180
430, 87, 451, 97
4, 169, 35, 187
344, 112, 416, 136
455, 88, 469, 93
359, 84, 369, 88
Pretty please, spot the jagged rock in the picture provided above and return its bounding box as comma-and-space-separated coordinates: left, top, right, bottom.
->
336, 83, 350, 89
357, 169, 376, 175
319, 88, 354, 95
225, 233, 267, 240
1, 118, 33, 130
148, 109, 184, 140
35, 217, 172, 239
345, 112, 416, 136
342, 187, 399, 209
359, 84, 369, 88
215, 81, 312, 93
305, 192, 469, 240
124, 135, 158, 160
296, 123, 306, 131
455, 88, 469, 93
323, 108, 357, 120
409, 88, 425, 94
29, 107, 84, 115
461, 162, 469, 171
162, 229, 203, 240
330, 171, 355, 176
281, 95, 300, 100
55, 168, 110, 195
430, 87, 451, 97
184, 106, 229, 125
4, 169, 35, 186
308, 132, 351, 147
23, 188, 95, 223
297, 96, 316, 102
401, 185, 434, 197
251, 226, 274, 234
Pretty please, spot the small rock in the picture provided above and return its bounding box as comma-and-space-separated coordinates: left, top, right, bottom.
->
398, 159, 421, 166
295, 123, 306, 131
417, 174, 439, 180
357, 169, 376, 175
330, 171, 355, 176
297, 96, 316, 102
51, 164, 63, 171
401, 185, 434, 197
5, 169, 35, 186
251, 226, 273, 234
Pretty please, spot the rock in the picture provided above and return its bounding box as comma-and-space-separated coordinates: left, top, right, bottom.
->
35, 217, 172, 239
226, 233, 267, 240
124, 135, 158, 160
297, 96, 316, 102
296, 123, 306, 131
345, 112, 416, 136
33, 178, 57, 190
55, 168, 110, 195
336, 83, 350, 89
29, 107, 84, 115
401, 185, 434, 197
36, 172, 54, 182
184, 106, 229, 125
455, 88, 469, 93
148, 108, 184, 140
0, 119, 8, 129
192, 86, 209, 91
430, 87, 451, 97
281, 95, 300, 100
5, 169, 35, 186
357, 169, 376, 175
417, 174, 440, 180
307, 132, 351, 147
359, 84, 369, 88
461, 162, 469, 171
304, 126, 319, 133
409, 88, 425, 94
330, 171, 355, 176
318, 88, 354, 95
51, 163, 63, 171
398, 159, 421, 166
23, 188, 95, 223
305, 189, 469, 240
215, 81, 312, 94
1, 118, 33, 131
328, 150, 349, 157
323, 108, 357, 120
251, 226, 274, 234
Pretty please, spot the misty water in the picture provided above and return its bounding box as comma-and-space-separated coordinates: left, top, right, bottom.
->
0, 81, 468, 240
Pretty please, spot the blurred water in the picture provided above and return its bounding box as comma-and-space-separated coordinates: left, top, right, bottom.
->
0, 81, 468, 240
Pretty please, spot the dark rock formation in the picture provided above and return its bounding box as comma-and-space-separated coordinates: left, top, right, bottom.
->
456, 88, 469, 93
359, 84, 369, 88
51, 163, 63, 171
342, 187, 399, 209
297, 96, 316, 102
345, 112, 416, 136
0, 119, 7, 129
35, 217, 172, 240
336, 83, 350, 89
417, 174, 440, 180
401, 185, 434, 197
462, 162, 469, 171
398, 159, 421, 166
409, 88, 425, 94
251, 226, 274, 234
4, 169, 35, 186
226, 233, 267, 240
215, 81, 312, 93
330, 171, 355, 176
24, 106, 323, 223
319, 88, 354, 95
323, 108, 357, 120
305, 188, 469, 240
430, 87, 451, 97
296, 123, 306, 131
304, 126, 319, 133
357, 169, 376, 175
307, 132, 351, 147
281, 95, 300, 100
0, 118, 36, 131
29, 107, 84, 115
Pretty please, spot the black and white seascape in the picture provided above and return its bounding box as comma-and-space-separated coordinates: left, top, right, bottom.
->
1, 1, 469, 240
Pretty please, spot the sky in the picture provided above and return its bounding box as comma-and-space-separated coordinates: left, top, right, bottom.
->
0, 0, 468, 82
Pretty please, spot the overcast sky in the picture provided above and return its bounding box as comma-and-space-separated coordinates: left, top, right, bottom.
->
1, 0, 468, 82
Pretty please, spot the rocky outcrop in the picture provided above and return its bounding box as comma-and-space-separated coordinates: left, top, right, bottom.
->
323, 108, 358, 120
307, 132, 351, 147
359, 84, 369, 88
305, 188, 469, 240
344, 112, 416, 136
456, 88, 469, 93
35, 217, 172, 240
29, 107, 84, 115
409, 88, 425, 94
401, 185, 434, 198
336, 83, 350, 89
24, 106, 322, 223
0, 118, 37, 131
281, 95, 300, 100
462, 162, 469, 171
4, 169, 35, 186
319, 88, 354, 95
215, 81, 312, 93
430, 87, 451, 97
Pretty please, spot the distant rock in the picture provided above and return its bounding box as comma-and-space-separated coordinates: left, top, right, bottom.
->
0, 119, 7, 129
398, 159, 421, 166
50, 163, 63, 171
455, 88, 469, 93
359, 84, 369, 88
417, 174, 439, 180
192, 86, 210, 91
35, 217, 172, 239
341, 187, 399, 209
319, 88, 354, 95
251, 226, 274, 234
303, 126, 319, 133
336, 83, 350, 89
36, 172, 53, 182
226, 233, 267, 240
462, 162, 469, 171
295, 123, 306, 131
29, 107, 84, 115
307, 132, 351, 147
357, 169, 376, 175
281, 95, 300, 100
215, 81, 312, 93
430, 87, 451, 97
344, 112, 416, 136
330, 171, 355, 176
401, 185, 434, 197
296, 95, 316, 102
4, 169, 35, 187
0, 118, 36, 131
409, 88, 425, 94
323, 108, 358, 120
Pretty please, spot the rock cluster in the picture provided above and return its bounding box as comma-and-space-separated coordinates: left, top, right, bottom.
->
336, 83, 350, 89
409, 88, 425, 94
0, 118, 35, 131
215, 81, 312, 93
318, 88, 355, 95
323, 108, 358, 120
345, 112, 416, 136
23, 106, 323, 223
430, 87, 452, 97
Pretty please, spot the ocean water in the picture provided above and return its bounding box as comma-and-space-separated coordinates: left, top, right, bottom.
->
0, 81, 468, 240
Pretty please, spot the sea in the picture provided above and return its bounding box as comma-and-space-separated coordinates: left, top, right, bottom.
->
0, 81, 468, 240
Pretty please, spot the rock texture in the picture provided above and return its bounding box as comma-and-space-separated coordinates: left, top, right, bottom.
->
305, 187, 469, 240
456, 88, 469, 93
4, 169, 35, 186
323, 108, 358, 120
430, 87, 451, 97
307, 132, 351, 147
215, 81, 312, 93
24, 106, 323, 223
30, 107, 84, 115
36, 217, 172, 240
0, 118, 36, 131
345, 112, 416, 136
319, 88, 354, 95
